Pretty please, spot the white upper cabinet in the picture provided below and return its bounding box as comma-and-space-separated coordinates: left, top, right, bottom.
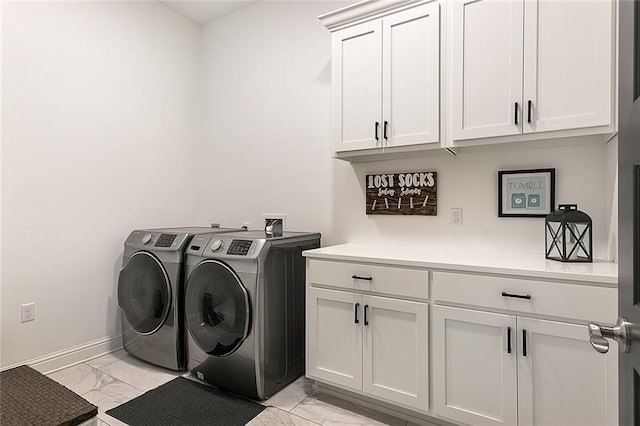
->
382, 4, 440, 148
333, 21, 383, 151
452, 0, 614, 141
452, 0, 524, 140
522, 0, 613, 134
327, 1, 440, 154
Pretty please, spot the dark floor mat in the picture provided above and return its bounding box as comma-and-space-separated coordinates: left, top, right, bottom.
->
106, 377, 265, 426
0, 365, 98, 426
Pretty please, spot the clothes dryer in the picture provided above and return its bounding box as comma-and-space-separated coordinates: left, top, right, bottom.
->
117, 226, 241, 370
184, 230, 320, 399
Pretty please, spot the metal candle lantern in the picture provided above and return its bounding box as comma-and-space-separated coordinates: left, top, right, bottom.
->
545, 204, 593, 262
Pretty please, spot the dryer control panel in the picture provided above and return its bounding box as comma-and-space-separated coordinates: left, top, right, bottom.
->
191, 236, 266, 259
227, 240, 252, 256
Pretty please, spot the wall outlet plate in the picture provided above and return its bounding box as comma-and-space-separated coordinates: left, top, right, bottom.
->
450, 208, 463, 226
21, 303, 35, 323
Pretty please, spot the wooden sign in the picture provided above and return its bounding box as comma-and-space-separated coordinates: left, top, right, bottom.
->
366, 172, 437, 215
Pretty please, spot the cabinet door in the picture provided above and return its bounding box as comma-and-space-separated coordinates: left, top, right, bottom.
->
332, 21, 382, 152
451, 0, 524, 140
306, 287, 362, 391
432, 305, 518, 426
517, 318, 618, 426
522, 0, 613, 133
382, 2, 439, 148
362, 296, 428, 413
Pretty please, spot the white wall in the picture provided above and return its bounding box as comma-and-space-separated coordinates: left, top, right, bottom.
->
1, 2, 201, 368
200, 1, 614, 259
198, 1, 349, 236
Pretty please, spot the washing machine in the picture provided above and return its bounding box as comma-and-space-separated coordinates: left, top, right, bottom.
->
117, 226, 242, 371
184, 230, 320, 399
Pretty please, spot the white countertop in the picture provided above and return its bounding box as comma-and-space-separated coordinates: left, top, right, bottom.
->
303, 243, 618, 286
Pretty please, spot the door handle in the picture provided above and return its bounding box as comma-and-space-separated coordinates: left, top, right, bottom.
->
522, 329, 527, 357
354, 303, 360, 324
507, 327, 512, 354
515, 102, 519, 125
383, 121, 389, 140
375, 122, 380, 141
588, 318, 631, 353
527, 100, 532, 123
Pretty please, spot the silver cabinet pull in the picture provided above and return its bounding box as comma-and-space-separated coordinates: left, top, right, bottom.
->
588, 318, 630, 353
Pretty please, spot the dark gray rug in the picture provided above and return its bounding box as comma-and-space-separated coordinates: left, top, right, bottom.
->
106, 377, 265, 426
0, 365, 97, 426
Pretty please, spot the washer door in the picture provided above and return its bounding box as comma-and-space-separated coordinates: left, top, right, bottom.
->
118, 251, 171, 335
185, 260, 250, 357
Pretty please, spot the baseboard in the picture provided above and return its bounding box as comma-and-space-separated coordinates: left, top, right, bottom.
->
2, 334, 123, 375
314, 381, 457, 426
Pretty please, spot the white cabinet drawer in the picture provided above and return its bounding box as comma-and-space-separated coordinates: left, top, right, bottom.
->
308, 259, 429, 300
432, 271, 616, 323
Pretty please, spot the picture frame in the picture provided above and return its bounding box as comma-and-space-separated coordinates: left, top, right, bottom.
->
498, 168, 555, 217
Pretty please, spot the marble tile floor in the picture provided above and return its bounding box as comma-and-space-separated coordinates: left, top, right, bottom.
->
47, 350, 415, 426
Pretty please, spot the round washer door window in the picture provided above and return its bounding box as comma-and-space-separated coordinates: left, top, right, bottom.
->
185, 260, 250, 357
117, 251, 171, 335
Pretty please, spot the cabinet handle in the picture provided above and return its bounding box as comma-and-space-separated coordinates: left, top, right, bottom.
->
352, 275, 372, 281
507, 327, 512, 354
523, 329, 528, 357
527, 100, 532, 123
354, 303, 360, 324
383, 121, 389, 140
501, 291, 531, 300
514, 102, 519, 125
375, 122, 380, 141
364, 304, 369, 326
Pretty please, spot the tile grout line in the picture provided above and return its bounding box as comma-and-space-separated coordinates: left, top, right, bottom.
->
288, 389, 315, 413
83, 363, 121, 396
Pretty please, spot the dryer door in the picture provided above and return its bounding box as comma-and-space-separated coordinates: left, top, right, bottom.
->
185, 260, 250, 357
118, 251, 171, 335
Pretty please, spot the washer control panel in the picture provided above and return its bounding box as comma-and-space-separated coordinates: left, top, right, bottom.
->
227, 239, 253, 256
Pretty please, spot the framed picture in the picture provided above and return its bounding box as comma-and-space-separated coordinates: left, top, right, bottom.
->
498, 168, 555, 217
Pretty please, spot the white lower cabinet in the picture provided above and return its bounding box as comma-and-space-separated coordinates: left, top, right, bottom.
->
433, 305, 618, 426
307, 287, 362, 391
305, 252, 617, 425
307, 286, 429, 413
517, 317, 618, 426
432, 306, 518, 425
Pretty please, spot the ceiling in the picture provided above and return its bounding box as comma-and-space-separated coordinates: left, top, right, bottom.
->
160, 1, 259, 24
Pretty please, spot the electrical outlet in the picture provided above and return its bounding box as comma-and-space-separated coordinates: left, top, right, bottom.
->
450, 208, 463, 226
21, 303, 35, 323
